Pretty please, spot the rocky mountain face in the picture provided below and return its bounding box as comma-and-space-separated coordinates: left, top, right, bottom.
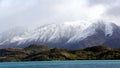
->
0, 21, 120, 50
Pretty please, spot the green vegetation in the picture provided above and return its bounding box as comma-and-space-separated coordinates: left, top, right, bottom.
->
0, 44, 120, 62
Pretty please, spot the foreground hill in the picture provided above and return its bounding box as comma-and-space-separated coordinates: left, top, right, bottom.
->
1, 21, 120, 50
0, 44, 120, 62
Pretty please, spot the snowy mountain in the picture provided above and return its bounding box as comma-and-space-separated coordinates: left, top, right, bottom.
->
0, 21, 120, 50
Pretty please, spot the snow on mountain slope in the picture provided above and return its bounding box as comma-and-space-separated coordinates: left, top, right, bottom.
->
0, 27, 28, 44
0, 21, 92, 44
67, 21, 114, 43
0, 21, 119, 50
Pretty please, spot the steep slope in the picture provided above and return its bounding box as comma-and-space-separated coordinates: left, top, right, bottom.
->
0, 21, 92, 49
0, 21, 120, 50
65, 22, 120, 50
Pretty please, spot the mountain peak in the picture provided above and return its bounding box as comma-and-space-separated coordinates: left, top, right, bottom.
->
0, 21, 120, 50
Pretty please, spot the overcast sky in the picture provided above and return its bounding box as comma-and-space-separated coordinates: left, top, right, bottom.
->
0, 0, 120, 32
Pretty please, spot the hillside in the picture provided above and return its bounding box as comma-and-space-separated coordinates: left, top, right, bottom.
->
0, 44, 120, 62
1, 22, 120, 50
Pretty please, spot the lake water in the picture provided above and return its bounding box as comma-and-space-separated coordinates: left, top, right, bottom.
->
0, 60, 120, 68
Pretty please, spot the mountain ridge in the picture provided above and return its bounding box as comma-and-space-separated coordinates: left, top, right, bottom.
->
0, 21, 120, 50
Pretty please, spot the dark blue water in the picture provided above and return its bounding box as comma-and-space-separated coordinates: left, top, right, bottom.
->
0, 60, 120, 68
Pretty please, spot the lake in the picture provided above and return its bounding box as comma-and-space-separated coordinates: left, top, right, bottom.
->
0, 60, 120, 68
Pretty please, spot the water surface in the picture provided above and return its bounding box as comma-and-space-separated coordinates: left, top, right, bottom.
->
0, 60, 120, 68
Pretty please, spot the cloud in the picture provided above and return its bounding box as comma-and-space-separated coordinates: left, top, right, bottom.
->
0, 0, 120, 32
0, 0, 39, 31
87, 0, 120, 25
106, 6, 120, 17
104, 0, 120, 17
88, 0, 116, 6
